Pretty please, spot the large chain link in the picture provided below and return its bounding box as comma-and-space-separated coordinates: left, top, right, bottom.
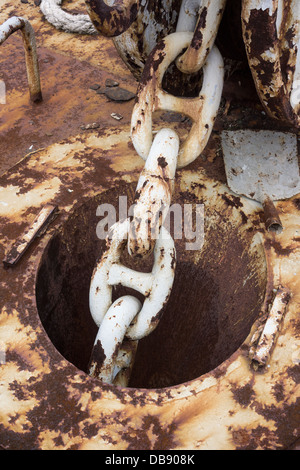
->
176, 0, 226, 74
242, 0, 300, 127
0, 17, 42, 103
131, 32, 224, 169
89, 218, 176, 385
88, 1, 224, 385
128, 128, 179, 259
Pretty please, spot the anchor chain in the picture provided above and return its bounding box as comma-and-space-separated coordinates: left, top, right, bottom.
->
85, 0, 141, 37
89, 219, 176, 385
130, 32, 224, 169
88, 1, 224, 385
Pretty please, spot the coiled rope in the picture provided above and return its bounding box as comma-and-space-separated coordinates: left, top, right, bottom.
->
40, 0, 96, 34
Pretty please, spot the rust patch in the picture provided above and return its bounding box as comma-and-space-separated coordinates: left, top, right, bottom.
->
230, 381, 255, 408
221, 193, 243, 209
230, 425, 272, 450
0, 36, 136, 174
85, 0, 140, 37
88, 339, 106, 378
264, 239, 294, 257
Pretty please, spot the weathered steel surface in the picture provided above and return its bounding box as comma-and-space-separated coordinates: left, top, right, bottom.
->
85, 0, 140, 37
131, 32, 224, 168
221, 129, 300, 233
0, 0, 137, 174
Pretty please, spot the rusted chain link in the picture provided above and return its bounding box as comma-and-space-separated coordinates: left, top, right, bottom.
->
40, 0, 140, 36
85, 0, 140, 37
90, 218, 176, 339
88, 4, 224, 385
176, 0, 226, 74
89, 219, 176, 385
89, 296, 141, 386
242, 0, 300, 127
131, 31, 224, 168
0, 17, 42, 103
128, 128, 179, 259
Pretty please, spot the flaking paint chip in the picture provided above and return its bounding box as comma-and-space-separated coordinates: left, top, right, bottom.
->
111, 113, 123, 121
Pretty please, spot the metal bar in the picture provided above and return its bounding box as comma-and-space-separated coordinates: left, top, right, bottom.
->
0, 17, 42, 103
251, 287, 291, 369
85, 0, 140, 37
3, 205, 58, 267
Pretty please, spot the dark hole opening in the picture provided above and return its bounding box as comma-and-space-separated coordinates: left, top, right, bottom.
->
36, 182, 267, 388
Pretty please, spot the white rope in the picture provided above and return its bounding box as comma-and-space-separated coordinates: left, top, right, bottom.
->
40, 0, 96, 35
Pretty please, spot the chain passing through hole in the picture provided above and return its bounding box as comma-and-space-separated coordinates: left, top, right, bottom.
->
88, 1, 225, 385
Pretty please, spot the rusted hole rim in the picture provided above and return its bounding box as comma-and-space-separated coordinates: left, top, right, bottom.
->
33, 188, 268, 404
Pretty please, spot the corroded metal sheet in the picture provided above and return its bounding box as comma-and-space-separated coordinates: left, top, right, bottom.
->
0, 0, 137, 173
0, 0, 299, 452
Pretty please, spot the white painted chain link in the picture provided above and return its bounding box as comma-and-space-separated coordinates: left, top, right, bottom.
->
176, 0, 226, 74
130, 32, 224, 168
89, 295, 141, 386
89, 218, 176, 385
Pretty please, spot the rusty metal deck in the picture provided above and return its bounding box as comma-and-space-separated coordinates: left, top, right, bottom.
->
0, 0, 299, 451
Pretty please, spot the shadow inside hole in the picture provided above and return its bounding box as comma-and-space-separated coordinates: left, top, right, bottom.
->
36, 181, 267, 389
